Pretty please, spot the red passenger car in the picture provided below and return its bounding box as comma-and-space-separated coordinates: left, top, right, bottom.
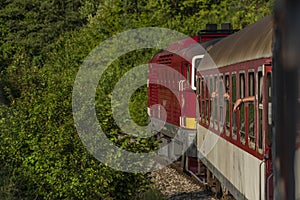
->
193, 16, 273, 199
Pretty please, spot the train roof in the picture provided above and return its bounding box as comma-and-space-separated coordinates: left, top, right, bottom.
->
176, 37, 224, 59
199, 15, 273, 70
151, 37, 223, 64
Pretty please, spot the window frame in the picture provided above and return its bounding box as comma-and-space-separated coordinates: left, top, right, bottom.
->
239, 71, 246, 145
247, 69, 256, 150
257, 67, 264, 154
231, 72, 237, 140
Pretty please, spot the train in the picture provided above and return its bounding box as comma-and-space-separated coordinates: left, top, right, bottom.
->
147, 15, 299, 199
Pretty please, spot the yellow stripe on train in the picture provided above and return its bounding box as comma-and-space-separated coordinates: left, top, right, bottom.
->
185, 117, 196, 129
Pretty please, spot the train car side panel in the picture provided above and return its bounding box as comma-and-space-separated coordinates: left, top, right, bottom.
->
197, 124, 266, 199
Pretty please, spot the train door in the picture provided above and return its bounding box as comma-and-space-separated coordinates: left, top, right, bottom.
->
181, 57, 202, 173
258, 65, 273, 200
264, 65, 273, 200
180, 61, 198, 130
179, 61, 190, 128
193, 55, 204, 125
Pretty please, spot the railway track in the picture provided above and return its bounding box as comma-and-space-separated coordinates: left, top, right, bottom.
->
150, 158, 235, 200
150, 161, 216, 200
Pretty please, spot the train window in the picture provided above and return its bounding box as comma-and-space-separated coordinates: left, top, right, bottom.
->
240, 73, 245, 98
225, 75, 230, 137
258, 71, 263, 104
248, 71, 256, 149
201, 77, 205, 123
192, 56, 203, 90
210, 77, 213, 94
201, 77, 205, 99
214, 76, 218, 130
194, 66, 197, 89
266, 72, 272, 146
240, 73, 246, 144
196, 76, 201, 95
196, 77, 201, 120
219, 75, 224, 133
187, 64, 191, 86
206, 77, 210, 124
232, 73, 237, 140
258, 71, 263, 152
249, 72, 255, 96
192, 55, 203, 87
210, 77, 213, 128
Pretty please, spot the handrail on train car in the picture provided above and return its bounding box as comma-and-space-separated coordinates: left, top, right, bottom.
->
259, 159, 265, 200
267, 173, 274, 200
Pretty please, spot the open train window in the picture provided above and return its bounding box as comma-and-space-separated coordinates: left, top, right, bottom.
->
200, 77, 205, 122
219, 75, 224, 133
196, 76, 201, 120
232, 73, 237, 140
240, 72, 246, 144
206, 76, 210, 124
213, 75, 218, 130
210, 76, 214, 128
225, 74, 230, 137
248, 71, 256, 149
200, 77, 206, 123
266, 72, 272, 146
258, 70, 263, 153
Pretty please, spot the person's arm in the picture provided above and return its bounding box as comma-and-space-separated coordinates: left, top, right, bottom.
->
234, 96, 255, 111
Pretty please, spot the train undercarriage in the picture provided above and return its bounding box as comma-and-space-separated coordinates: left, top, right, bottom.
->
151, 118, 228, 199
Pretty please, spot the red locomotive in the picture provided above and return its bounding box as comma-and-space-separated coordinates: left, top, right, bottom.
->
148, 23, 236, 161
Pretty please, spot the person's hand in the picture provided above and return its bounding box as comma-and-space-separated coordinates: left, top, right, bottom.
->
224, 93, 230, 100
211, 92, 218, 98
234, 98, 243, 111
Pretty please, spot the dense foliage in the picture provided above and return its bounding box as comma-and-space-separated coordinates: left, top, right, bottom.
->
0, 0, 273, 199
